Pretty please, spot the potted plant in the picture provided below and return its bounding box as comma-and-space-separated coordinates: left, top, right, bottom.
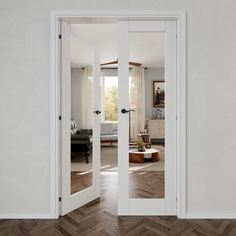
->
136, 137, 145, 152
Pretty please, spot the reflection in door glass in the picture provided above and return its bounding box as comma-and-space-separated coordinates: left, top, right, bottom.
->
128, 32, 165, 198
70, 36, 94, 194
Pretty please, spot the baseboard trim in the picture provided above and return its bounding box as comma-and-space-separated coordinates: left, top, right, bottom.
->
2, 212, 236, 220
183, 213, 236, 219
0, 213, 52, 219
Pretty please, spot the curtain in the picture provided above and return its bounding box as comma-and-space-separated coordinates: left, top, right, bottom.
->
129, 67, 146, 140
81, 66, 93, 129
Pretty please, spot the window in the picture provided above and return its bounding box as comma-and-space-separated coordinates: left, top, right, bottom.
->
103, 76, 118, 122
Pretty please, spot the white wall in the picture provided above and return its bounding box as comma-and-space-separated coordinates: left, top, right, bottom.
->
145, 68, 164, 118
1, 0, 236, 217
71, 68, 83, 128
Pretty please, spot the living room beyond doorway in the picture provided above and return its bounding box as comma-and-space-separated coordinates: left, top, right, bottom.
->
69, 23, 166, 199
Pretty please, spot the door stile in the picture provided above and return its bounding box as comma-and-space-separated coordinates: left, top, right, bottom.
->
93, 46, 101, 197
118, 21, 130, 215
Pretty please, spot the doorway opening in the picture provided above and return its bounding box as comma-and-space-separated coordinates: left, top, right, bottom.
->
50, 11, 186, 218
69, 23, 166, 205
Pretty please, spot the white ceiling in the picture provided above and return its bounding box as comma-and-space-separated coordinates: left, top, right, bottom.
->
71, 24, 165, 68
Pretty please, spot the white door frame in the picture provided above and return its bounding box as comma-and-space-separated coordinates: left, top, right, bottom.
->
50, 10, 186, 219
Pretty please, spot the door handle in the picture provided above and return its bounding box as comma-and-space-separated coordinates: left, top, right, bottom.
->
94, 110, 101, 115
121, 108, 135, 114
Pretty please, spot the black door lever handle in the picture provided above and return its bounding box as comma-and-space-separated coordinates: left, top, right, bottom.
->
121, 108, 135, 114
94, 110, 101, 115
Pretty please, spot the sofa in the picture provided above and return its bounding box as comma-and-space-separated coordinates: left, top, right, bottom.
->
71, 120, 92, 163
71, 120, 118, 153
100, 122, 118, 144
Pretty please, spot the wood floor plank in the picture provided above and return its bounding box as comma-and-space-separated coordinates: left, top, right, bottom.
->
129, 171, 164, 198
71, 171, 92, 194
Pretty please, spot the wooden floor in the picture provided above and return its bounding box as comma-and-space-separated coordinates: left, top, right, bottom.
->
71, 171, 92, 194
1, 174, 236, 235
71, 170, 164, 198
129, 171, 164, 198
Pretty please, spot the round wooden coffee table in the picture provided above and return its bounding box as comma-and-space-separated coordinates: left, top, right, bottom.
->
129, 148, 160, 163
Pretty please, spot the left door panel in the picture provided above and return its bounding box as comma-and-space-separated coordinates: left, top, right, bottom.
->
60, 20, 101, 215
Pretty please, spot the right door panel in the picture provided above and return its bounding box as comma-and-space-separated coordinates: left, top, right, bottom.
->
118, 20, 177, 215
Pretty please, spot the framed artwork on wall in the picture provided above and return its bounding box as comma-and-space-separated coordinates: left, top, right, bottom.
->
153, 81, 165, 107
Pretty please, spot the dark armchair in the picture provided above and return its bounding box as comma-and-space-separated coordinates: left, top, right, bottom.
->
71, 120, 92, 163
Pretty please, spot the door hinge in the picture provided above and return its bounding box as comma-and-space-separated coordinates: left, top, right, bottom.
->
59, 34, 62, 39
59, 197, 61, 202
59, 116, 62, 120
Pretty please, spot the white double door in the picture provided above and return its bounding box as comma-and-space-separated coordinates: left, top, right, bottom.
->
60, 20, 177, 216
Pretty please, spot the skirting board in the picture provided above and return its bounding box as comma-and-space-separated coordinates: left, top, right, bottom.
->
0, 213, 53, 219
183, 213, 236, 219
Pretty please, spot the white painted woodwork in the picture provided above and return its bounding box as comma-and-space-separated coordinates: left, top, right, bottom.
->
118, 21, 130, 215
50, 11, 186, 219
92, 46, 101, 197
61, 20, 101, 216
165, 21, 177, 215
129, 199, 165, 215
128, 21, 165, 32
61, 21, 72, 215
118, 20, 177, 215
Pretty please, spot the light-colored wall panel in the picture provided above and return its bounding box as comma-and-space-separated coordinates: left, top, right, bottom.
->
71, 68, 83, 128
144, 68, 164, 119
0, 0, 236, 217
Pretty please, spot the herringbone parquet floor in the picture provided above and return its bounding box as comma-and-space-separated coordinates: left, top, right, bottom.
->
71, 171, 92, 194
129, 171, 164, 198
1, 173, 236, 236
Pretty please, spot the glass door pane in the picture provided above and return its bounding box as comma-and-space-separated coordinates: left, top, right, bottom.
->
128, 32, 166, 199
70, 36, 94, 194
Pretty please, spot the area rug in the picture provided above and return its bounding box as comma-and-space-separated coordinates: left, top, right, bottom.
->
71, 145, 165, 172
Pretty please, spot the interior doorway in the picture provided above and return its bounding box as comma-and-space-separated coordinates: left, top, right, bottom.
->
50, 11, 186, 218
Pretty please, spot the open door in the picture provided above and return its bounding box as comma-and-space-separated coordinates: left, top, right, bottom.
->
118, 20, 177, 215
60, 20, 101, 215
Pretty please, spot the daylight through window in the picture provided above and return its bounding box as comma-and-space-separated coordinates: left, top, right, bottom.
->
104, 76, 118, 122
